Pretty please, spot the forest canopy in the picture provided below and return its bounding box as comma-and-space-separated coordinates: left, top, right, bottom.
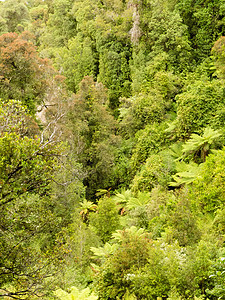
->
1, 0, 225, 299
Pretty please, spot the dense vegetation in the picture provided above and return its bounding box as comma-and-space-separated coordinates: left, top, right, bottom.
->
1, 0, 225, 299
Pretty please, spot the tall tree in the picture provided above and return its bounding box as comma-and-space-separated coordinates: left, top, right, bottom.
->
176, 0, 225, 62
0, 32, 52, 112
67, 76, 122, 200
0, 100, 64, 298
0, 0, 30, 33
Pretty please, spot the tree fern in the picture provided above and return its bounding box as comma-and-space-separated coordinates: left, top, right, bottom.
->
182, 127, 222, 162
126, 191, 151, 209
90, 242, 118, 259
54, 287, 98, 300
170, 161, 202, 187
112, 226, 146, 242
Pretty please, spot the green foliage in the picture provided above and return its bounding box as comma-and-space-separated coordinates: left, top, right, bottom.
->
165, 194, 202, 246
98, 42, 132, 108
122, 291, 137, 300
119, 83, 174, 137
212, 208, 225, 237
0, 99, 39, 136
131, 152, 174, 193
0, 101, 64, 298
0, 0, 30, 33
207, 253, 225, 299
0, 194, 61, 298
50, 153, 86, 228
170, 128, 223, 187
146, 187, 177, 239
176, 0, 225, 62
1, 0, 225, 298
111, 189, 135, 205
175, 79, 225, 137
170, 161, 202, 187
0, 110, 61, 205
80, 199, 97, 223
0, 100, 62, 204
139, 0, 192, 71
68, 76, 122, 199
179, 240, 218, 298
212, 36, 225, 80
127, 248, 170, 299
54, 34, 96, 92
55, 214, 100, 289
55, 286, 97, 300
89, 196, 121, 243
71, 0, 99, 38
0, 15, 8, 35
131, 92, 170, 128
130, 122, 169, 171
29, 4, 48, 22
125, 191, 151, 210
181, 127, 222, 162
91, 242, 118, 260
188, 147, 225, 212
112, 190, 152, 229
41, 0, 76, 48
94, 227, 152, 299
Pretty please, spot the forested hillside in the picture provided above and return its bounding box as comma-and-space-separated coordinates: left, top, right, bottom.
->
1, 0, 225, 299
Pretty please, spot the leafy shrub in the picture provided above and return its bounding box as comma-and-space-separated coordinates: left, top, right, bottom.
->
89, 197, 121, 243
175, 79, 225, 138
188, 148, 225, 212
131, 152, 174, 193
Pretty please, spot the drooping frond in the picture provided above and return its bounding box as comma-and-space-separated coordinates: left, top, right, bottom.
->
126, 191, 151, 209
170, 161, 202, 187
182, 127, 222, 162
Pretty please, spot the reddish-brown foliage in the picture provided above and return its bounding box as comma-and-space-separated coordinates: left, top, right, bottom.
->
0, 32, 55, 111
